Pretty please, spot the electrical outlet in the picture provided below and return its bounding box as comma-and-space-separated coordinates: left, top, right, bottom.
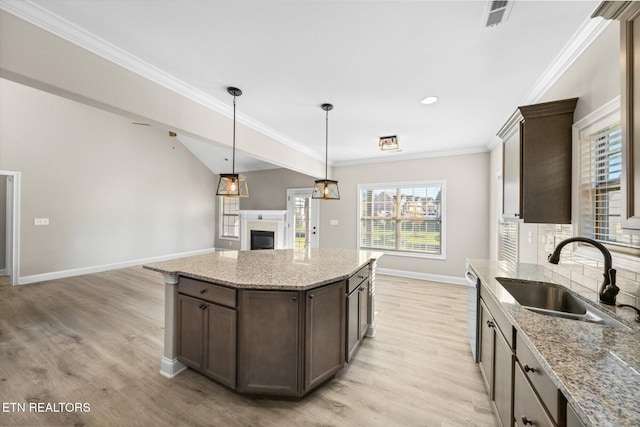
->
545, 235, 555, 252
34, 218, 49, 226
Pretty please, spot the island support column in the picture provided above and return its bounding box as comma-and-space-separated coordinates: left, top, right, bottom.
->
365, 259, 377, 337
159, 273, 187, 378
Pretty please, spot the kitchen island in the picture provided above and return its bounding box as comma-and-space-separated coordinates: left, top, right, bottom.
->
144, 248, 382, 398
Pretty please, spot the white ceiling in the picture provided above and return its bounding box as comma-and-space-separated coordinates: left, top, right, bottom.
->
6, 0, 603, 171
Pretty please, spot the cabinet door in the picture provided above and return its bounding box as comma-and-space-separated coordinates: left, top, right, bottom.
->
620, 4, 640, 229
478, 301, 494, 393
502, 123, 522, 219
346, 288, 359, 362
203, 303, 237, 389
305, 281, 346, 391
177, 294, 205, 370
237, 290, 300, 396
358, 282, 369, 340
566, 403, 586, 427
494, 327, 514, 427
514, 364, 554, 427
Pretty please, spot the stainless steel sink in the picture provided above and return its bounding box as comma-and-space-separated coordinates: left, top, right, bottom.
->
495, 277, 630, 330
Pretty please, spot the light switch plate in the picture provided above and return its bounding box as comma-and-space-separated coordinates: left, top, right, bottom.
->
34, 218, 49, 226
330, 219, 339, 226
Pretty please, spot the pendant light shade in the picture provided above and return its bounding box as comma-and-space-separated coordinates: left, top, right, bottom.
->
312, 103, 340, 200
216, 87, 249, 198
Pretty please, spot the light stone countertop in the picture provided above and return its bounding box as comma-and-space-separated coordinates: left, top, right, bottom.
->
468, 259, 640, 427
144, 248, 384, 290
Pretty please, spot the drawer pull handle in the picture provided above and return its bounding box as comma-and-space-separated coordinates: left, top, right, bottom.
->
199, 289, 207, 294
292, 296, 297, 302
199, 304, 206, 310
486, 320, 495, 328
309, 295, 314, 300
521, 415, 533, 425
357, 275, 366, 279
524, 364, 536, 373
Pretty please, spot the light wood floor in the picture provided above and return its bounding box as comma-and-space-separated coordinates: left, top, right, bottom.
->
0, 269, 497, 426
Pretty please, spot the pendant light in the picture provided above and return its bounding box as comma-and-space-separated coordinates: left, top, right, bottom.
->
312, 103, 340, 200
216, 87, 249, 198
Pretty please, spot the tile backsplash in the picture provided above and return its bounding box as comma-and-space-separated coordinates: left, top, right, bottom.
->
537, 224, 640, 310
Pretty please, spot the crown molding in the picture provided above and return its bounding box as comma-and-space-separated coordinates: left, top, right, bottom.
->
332, 145, 489, 168
487, 14, 612, 151
0, 0, 324, 162
522, 15, 611, 106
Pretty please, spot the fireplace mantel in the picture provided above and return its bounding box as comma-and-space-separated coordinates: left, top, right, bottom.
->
239, 210, 287, 250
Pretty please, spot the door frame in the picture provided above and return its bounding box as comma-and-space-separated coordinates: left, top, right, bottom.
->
0, 170, 20, 286
286, 188, 320, 249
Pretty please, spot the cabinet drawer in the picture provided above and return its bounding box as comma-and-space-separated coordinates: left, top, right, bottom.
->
179, 277, 236, 308
514, 364, 555, 427
480, 285, 514, 348
347, 265, 369, 294
516, 338, 558, 422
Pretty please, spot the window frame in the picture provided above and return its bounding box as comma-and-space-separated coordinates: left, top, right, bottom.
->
218, 196, 240, 240
357, 180, 446, 260
574, 96, 640, 264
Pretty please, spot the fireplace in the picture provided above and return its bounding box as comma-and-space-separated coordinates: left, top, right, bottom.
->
250, 230, 275, 250
240, 210, 287, 250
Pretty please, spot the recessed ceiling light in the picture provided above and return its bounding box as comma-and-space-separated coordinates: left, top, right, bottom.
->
421, 96, 439, 105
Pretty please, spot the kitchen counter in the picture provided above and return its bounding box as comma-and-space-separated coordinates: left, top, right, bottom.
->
144, 248, 383, 384
144, 248, 383, 290
468, 259, 640, 427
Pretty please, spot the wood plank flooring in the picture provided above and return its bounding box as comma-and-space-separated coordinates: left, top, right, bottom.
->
0, 268, 497, 426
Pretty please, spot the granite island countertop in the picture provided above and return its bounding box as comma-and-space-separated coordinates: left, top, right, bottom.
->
144, 248, 383, 290
468, 259, 640, 427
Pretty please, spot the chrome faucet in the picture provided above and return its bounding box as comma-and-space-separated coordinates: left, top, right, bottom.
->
547, 237, 619, 306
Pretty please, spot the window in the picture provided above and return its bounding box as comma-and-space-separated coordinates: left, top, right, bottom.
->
219, 197, 240, 239
358, 181, 445, 258
498, 220, 518, 263
580, 121, 640, 252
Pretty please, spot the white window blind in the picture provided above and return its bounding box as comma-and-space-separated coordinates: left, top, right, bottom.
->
498, 220, 518, 263
220, 197, 240, 239
580, 122, 640, 250
359, 182, 444, 256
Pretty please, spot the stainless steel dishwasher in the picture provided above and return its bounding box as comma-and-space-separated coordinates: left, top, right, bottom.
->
465, 263, 480, 362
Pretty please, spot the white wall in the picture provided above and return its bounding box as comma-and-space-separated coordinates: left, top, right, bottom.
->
320, 152, 490, 279
0, 78, 217, 279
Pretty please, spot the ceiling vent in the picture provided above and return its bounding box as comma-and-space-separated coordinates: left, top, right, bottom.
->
483, 1, 514, 28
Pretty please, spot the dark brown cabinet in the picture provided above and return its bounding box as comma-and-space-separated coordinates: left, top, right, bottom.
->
346, 266, 369, 362
514, 364, 555, 427
177, 274, 353, 398
304, 281, 346, 390
177, 294, 237, 388
478, 297, 514, 427
237, 290, 300, 396
500, 98, 578, 223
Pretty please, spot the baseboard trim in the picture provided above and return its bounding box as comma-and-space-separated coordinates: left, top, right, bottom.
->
377, 267, 468, 286
18, 248, 216, 285
0, 268, 7, 276
159, 357, 187, 379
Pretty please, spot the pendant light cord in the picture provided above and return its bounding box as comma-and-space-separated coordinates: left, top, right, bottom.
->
325, 108, 329, 180
232, 94, 236, 175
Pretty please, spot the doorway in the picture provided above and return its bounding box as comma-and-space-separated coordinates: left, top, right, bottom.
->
0, 170, 20, 286
286, 188, 319, 249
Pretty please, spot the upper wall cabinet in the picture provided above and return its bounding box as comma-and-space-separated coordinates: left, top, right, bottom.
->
595, 2, 640, 230
499, 98, 578, 223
